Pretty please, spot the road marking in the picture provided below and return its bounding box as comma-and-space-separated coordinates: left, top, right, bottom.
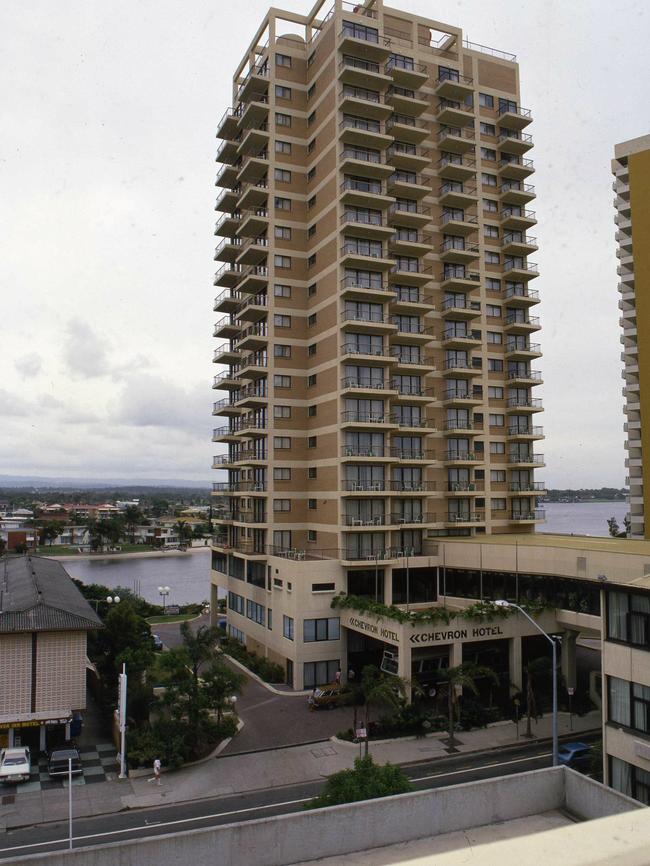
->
242, 696, 278, 712
0, 798, 312, 854
0, 753, 552, 856
411, 752, 552, 783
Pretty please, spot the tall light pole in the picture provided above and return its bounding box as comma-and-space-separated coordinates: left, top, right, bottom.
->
88, 595, 120, 612
494, 600, 558, 766
158, 585, 170, 613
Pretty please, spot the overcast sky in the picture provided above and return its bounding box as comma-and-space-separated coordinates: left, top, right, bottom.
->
1, 0, 646, 486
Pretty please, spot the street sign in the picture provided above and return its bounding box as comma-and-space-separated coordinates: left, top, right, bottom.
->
567, 687, 575, 696
356, 728, 367, 739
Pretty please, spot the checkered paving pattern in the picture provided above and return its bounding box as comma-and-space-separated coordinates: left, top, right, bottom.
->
4, 743, 119, 794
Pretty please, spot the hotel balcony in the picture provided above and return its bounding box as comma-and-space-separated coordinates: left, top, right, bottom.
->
507, 452, 545, 468
214, 237, 243, 264
342, 479, 388, 493
340, 377, 398, 398
236, 153, 270, 186
237, 180, 269, 212
341, 342, 394, 364
442, 388, 482, 407
440, 269, 481, 292
339, 116, 393, 149
390, 384, 436, 404
212, 370, 240, 391
340, 445, 393, 461
437, 155, 476, 182
216, 162, 239, 190
389, 229, 431, 256
238, 352, 268, 380
213, 316, 241, 340
342, 515, 390, 528
445, 511, 485, 527
506, 396, 543, 413
390, 320, 436, 345
341, 310, 397, 332
444, 450, 483, 466
216, 107, 238, 140
215, 186, 241, 213
503, 260, 539, 281
442, 327, 481, 349
443, 420, 481, 437
441, 296, 481, 319
390, 286, 435, 312
439, 181, 478, 209
504, 313, 541, 334
386, 56, 428, 88
212, 426, 240, 444
340, 242, 394, 270
236, 63, 269, 103
388, 262, 433, 287
388, 349, 435, 372
238, 265, 269, 295
214, 262, 244, 288
213, 289, 241, 314
440, 238, 480, 264
500, 181, 536, 206
232, 417, 267, 439
213, 342, 241, 365
509, 509, 546, 524
505, 340, 542, 360
388, 513, 437, 528
499, 104, 533, 131
215, 212, 242, 238
391, 416, 437, 433
339, 24, 392, 62
507, 369, 543, 387
235, 383, 268, 409
508, 481, 546, 493
436, 98, 474, 126
340, 213, 394, 242
341, 410, 398, 430
340, 177, 395, 208
235, 292, 267, 322
340, 275, 395, 303
434, 71, 473, 101
437, 126, 475, 154
500, 207, 537, 231
389, 480, 437, 493
236, 125, 269, 158
385, 114, 428, 144
237, 98, 269, 132
498, 130, 533, 155
338, 56, 392, 89
389, 447, 436, 463
387, 171, 429, 199
387, 201, 430, 228
442, 359, 478, 378
236, 236, 269, 267
236, 322, 268, 351
216, 138, 239, 166
212, 398, 242, 417
507, 424, 544, 440
502, 233, 538, 256
340, 86, 392, 121
212, 454, 235, 469
441, 212, 479, 236
447, 482, 484, 496
387, 142, 430, 172
385, 85, 428, 116
498, 157, 534, 182
340, 147, 394, 179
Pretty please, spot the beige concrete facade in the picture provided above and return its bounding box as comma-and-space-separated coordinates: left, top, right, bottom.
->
211, 0, 544, 690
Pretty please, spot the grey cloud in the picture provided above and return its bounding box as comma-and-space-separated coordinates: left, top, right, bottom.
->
113, 373, 210, 431
62, 318, 112, 378
14, 352, 43, 379
0, 389, 32, 417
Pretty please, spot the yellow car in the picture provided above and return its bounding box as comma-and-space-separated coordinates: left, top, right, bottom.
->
307, 684, 350, 710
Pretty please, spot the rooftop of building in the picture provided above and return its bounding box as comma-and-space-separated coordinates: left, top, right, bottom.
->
0, 555, 102, 634
615, 133, 650, 160
445, 531, 650, 556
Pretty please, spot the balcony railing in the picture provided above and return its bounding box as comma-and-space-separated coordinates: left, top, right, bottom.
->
390, 448, 435, 460
511, 509, 546, 521
341, 147, 383, 164
445, 451, 481, 461
341, 211, 387, 228
507, 397, 543, 409
442, 297, 480, 312
341, 376, 389, 390
506, 285, 539, 302
507, 370, 542, 381
508, 425, 543, 436
341, 446, 386, 457
509, 481, 546, 492
505, 314, 540, 326
499, 104, 532, 120
341, 243, 387, 259
446, 512, 485, 523
341, 343, 389, 357
343, 480, 387, 492
509, 453, 544, 464
341, 85, 382, 104
341, 178, 386, 196
340, 275, 391, 294
341, 411, 390, 424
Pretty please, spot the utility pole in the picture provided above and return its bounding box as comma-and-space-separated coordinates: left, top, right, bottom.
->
118, 663, 127, 779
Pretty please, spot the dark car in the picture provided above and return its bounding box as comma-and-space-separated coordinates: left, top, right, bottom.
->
152, 634, 164, 651
47, 748, 83, 778
558, 742, 592, 772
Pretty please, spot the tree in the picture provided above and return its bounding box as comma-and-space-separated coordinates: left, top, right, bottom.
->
174, 521, 192, 547
200, 660, 245, 725
123, 505, 145, 544
523, 656, 552, 739
306, 755, 412, 809
437, 663, 498, 747
607, 516, 621, 537
40, 523, 60, 546
358, 665, 407, 754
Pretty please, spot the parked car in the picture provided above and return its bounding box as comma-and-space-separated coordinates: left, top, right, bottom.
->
152, 633, 164, 651
558, 742, 592, 772
47, 747, 83, 777
0, 748, 31, 783
308, 684, 350, 710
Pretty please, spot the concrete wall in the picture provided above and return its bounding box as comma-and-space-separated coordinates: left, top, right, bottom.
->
5, 768, 641, 866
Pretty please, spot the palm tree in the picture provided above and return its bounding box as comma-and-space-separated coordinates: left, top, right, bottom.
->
438, 663, 498, 747
358, 665, 407, 755
523, 656, 551, 738
174, 521, 192, 548
123, 505, 144, 544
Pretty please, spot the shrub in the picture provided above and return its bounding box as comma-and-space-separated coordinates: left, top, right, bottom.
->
306, 756, 412, 809
221, 639, 284, 683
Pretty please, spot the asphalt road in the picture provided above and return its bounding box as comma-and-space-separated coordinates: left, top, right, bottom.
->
0, 732, 600, 860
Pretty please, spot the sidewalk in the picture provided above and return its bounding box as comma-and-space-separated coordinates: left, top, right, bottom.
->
0, 710, 600, 831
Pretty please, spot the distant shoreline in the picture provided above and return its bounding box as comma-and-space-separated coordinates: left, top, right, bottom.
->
43, 546, 211, 562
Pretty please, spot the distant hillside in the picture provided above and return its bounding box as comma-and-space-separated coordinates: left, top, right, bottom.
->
0, 475, 209, 490
546, 488, 627, 503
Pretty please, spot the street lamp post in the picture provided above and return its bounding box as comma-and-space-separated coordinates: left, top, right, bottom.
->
88, 595, 120, 612
494, 600, 558, 766
158, 585, 170, 613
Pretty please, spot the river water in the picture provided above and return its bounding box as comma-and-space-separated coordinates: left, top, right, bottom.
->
63, 502, 628, 603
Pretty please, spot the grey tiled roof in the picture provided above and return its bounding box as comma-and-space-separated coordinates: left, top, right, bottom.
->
0, 555, 103, 633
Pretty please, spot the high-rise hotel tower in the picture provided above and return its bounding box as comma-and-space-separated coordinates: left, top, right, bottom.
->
614, 135, 650, 539
211, 0, 544, 688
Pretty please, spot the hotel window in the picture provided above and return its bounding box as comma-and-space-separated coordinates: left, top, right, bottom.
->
308, 344, 317, 357
276, 53, 292, 67
488, 358, 503, 371
274, 314, 291, 328
491, 498, 507, 511
488, 386, 504, 399
607, 590, 650, 648
308, 283, 317, 295
283, 615, 294, 640
275, 85, 291, 99
246, 599, 265, 625
308, 499, 317, 509
483, 199, 498, 213
308, 254, 317, 267
308, 467, 317, 478
489, 413, 505, 426
274, 344, 291, 358
485, 225, 499, 238
491, 469, 506, 482
308, 374, 317, 387
304, 660, 340, 689
274, 436, 291, 449
481, 147, 497, 162
482, 173, 497, 187
307, 111, 316, 126
486, 305, 501, 317
275, 168, 291, 183
487, 331, 502, 344
610, 757, 650, 805
273, 499, 291, 512
308, 436, 317, 448
479, 92, 494, 108
308, 138, 316, 152
342, 19, 379, 42
486, 252, 500, 264
274, 375, 291, 388
307, 83, 316, 99
273, 468, 291, 480
308, 313, 317, 327
608, 676, 650, 735
274, 405, 291, 418
274, 284, 291, 297
480, 121, 496, 135
308, 530, 317, 542
486, 277, 501, 291
267, 609, 272, 631
275, 140, 292, 154
490, 441, 505, 454
275, 196, 291, 210
275, 112, 291, 127
308, 195, 317, 209
274, 255, 291, 269
303, 617, 341, 642
307, 167, 316, 181
307, 51, 316, 67
308, 404, 317, 416
308, 224, 316, 237
275, 226, 291, 240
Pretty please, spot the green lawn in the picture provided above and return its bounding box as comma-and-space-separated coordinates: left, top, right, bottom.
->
146, 614, 198, 624
37, 544, 159, 556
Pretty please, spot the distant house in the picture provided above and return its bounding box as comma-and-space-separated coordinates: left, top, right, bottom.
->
0, 525, 38, 553
0, 556, 102, 752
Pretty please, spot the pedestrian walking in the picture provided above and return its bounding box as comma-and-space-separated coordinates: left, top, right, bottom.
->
148, 757, 162, 785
